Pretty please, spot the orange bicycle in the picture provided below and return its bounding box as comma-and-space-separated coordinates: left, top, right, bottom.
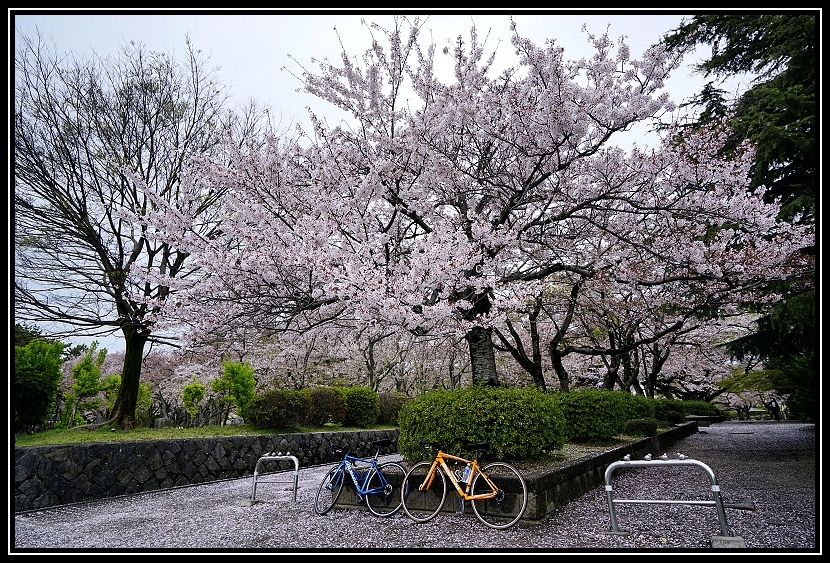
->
400, 439, 528, 529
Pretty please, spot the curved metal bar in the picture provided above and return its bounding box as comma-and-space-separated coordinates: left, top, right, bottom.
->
603, 457, 730, 536
250, 453, 300, 503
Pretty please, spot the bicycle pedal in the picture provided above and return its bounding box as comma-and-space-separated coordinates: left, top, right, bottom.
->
356, 495, 364, 504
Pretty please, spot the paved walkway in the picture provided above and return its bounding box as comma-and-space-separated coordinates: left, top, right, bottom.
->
11, 420, 818, 554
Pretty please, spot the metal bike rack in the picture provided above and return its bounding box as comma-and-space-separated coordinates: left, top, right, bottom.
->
242, 452, 300, 505
602, 454, 747, 547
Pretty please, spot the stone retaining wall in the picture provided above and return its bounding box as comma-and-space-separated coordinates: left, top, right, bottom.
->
14, 428, 398, 513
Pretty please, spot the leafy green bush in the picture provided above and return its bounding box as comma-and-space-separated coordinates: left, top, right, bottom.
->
378, 391, 410, 425
304, 386, 347, 426
14, 339, 64, 431
665, 410, 684, 425
341, 386, 380, 427
246, 389, 311, 430
58, 391, 86, 428
682, 400, 722, 416
623, 418, 658, 437
182, 380, 206, 419
623, 393, 655, 420
653, 398, 686, 422
397, 386, 566, 462
68, 343, 106, 424
559, 388, 634, 443
135, 381, 154, 428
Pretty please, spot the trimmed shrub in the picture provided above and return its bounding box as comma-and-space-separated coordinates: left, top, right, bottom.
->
622, 393, 655, 421
341, 386, 380, 427
653, 398, 686, 422
246, 389, 311, 430
305, 386, 347, 426
397, 385, 566, 462
559, 388, 632, 443
683, 400, 722, 417
624, 418, 658, 437
665, 410, 684, 425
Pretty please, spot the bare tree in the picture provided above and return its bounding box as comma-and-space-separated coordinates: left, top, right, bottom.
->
13, 31, 268, 429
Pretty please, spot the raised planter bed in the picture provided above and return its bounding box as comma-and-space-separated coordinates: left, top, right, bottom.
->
334, 422, 698, 522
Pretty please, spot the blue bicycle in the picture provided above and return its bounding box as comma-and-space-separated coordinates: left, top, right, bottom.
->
314, 438, 407, 517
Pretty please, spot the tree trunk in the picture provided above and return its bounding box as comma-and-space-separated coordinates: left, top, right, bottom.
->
453, 285, 499, 387
603, 355, 621, 390
364, 338, 377, 391
107, 327, 149, 430
550, 346, 570, 393
619, 350, 638, 393
447, 359, 458, 390
548, 281, 581, 393
494, 302, 546, 391
466, 326, 499, 386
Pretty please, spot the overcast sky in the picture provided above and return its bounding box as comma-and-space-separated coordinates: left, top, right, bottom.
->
11, 9, 759, 351
11, 9, 760, 145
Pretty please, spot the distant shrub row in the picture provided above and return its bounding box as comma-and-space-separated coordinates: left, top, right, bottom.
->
245, 385, 409, 430
246, 385, 722, 463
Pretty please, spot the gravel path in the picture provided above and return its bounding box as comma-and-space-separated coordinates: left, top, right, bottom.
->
12, 420, 818, 554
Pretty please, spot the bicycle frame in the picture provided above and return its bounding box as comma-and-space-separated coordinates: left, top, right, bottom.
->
419, 450, 498, 501
316, 439, 405, 518
334, 452, 389, 496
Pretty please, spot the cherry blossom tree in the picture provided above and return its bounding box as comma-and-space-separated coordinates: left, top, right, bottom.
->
642, 315, 755, 400
132, 16, 812, 392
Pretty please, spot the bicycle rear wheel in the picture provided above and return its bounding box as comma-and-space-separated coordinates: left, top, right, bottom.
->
470, 462, 528, 529
400, 461, 447, 523
365, 461, 406, 517
314, 464, 346, 515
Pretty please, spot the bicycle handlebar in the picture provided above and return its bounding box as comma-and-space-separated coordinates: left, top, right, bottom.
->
418, 439, 442, 454
418, 439, 490, 456
329, 439, 395, 460
329, 444, 348, 458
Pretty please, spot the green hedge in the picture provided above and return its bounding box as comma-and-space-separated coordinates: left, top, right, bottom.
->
397, 386, 566, 462
653, 398, 686, 422
246, 389, 311, 430
247, 385, 374, 429
559, 388, 657, 443
682, 400, 723, 417
304, 386, 347, 426
341, 386, 380, 427
624, 417, 658, 437
244, 382, 716, 449
378, 391, 410, 425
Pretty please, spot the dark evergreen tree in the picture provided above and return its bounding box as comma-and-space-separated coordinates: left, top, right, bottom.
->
664, 13, 817, 421
14, 323, 42, 348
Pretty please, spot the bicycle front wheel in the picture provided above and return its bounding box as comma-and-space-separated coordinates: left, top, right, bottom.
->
400, 461, 447, 523
314, 464, 346, 515
470, 462, 528, 529
365, 461, 406, 517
